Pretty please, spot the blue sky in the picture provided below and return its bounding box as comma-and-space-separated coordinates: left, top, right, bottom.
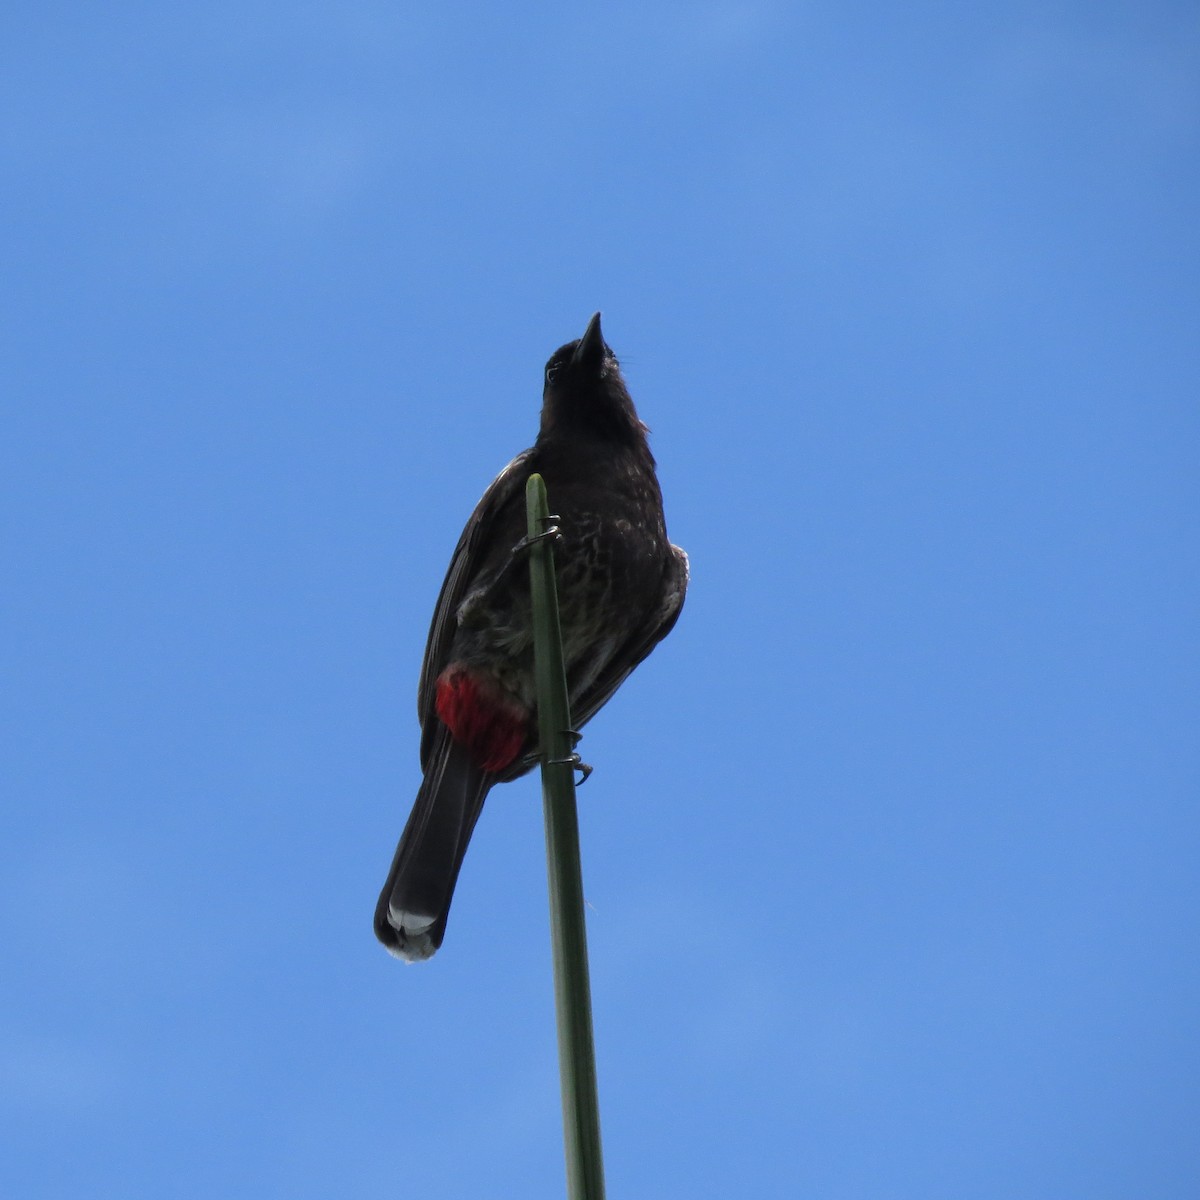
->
3, 3, 1197, 1197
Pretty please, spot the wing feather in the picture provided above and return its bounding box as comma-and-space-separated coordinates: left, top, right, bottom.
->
570, 543, 690, 731
417, 450, 534, 771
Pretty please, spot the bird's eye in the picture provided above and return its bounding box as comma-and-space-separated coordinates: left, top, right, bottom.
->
545, 365, 559, 386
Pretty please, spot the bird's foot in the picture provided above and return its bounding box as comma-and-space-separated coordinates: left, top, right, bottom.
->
511, 514, 563, 557
459, 517, 564, 628
547, 750, 593, 786
522, 729, 592, 785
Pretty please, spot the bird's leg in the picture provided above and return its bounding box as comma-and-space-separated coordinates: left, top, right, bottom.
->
551, 752, 593, 786
520, 724, 590, 782
511, 513, 563, 556
530, 728, 592, 785
458, 515, 563, 628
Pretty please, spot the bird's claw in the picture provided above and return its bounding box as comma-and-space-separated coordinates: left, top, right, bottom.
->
523, 729, 592, 786
463, 518, 565, 626
547, 750, 593, 786
511, 515, 563, 557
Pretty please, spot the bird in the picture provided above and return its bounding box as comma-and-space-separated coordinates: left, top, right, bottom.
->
374, 312, 689, 961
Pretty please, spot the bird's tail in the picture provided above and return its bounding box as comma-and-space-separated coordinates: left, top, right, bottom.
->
374, 731, 492, 961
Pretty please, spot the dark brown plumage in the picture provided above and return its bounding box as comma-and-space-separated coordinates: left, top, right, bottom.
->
374, 313, 688, 960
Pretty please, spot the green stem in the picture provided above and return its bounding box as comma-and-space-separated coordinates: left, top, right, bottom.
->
525, 473, 607, 1200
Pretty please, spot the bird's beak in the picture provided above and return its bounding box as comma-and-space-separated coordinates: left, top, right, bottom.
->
572, 312, 605, 367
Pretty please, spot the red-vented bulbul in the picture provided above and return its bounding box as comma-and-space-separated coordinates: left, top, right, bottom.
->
374, 313, 688, 960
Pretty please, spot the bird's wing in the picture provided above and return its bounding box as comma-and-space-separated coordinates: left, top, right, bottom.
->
417, 448, 535, 771
571, 542, 690, 732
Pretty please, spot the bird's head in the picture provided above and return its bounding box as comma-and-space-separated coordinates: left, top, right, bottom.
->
539, 312, 648, 446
